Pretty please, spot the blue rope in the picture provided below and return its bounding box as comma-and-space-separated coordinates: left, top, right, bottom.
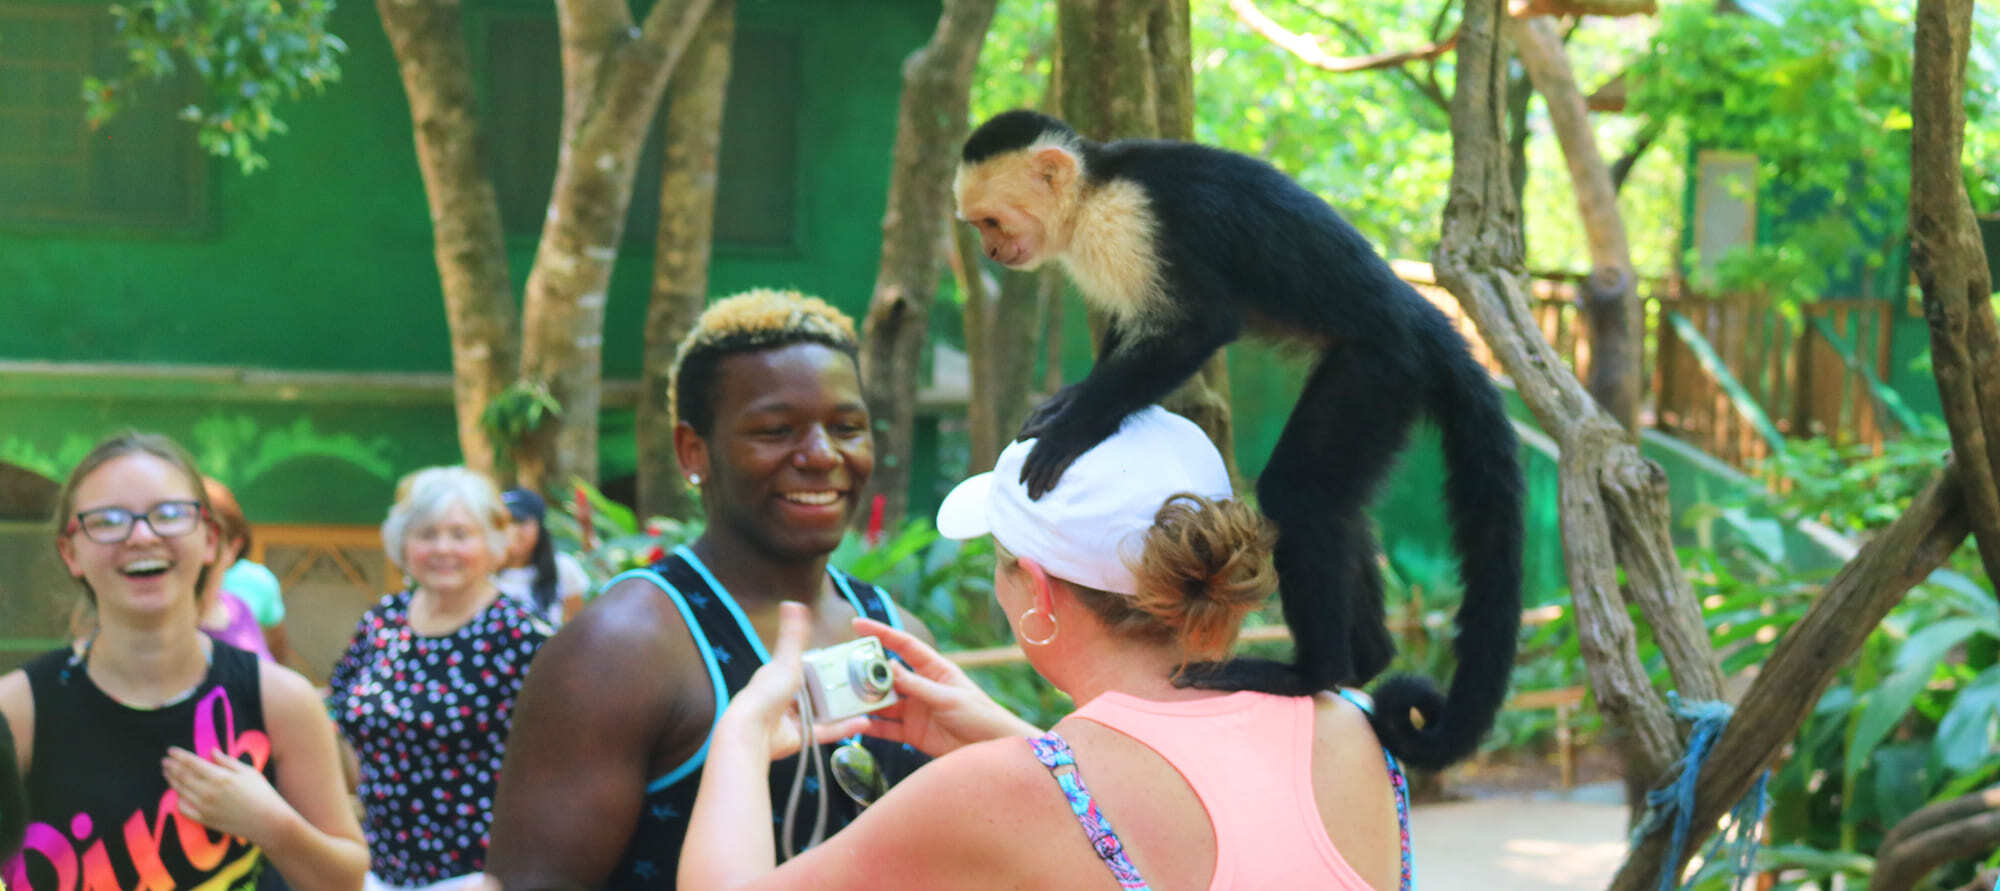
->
1630, 692, 1772, 891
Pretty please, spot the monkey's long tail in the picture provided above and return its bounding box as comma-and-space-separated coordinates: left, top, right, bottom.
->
1367, 340, 1526, 773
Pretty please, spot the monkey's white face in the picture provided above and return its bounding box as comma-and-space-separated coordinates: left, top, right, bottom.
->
954, 153, 1066, 270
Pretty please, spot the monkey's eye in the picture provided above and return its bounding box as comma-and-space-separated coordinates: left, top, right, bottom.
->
980, 217, 1001, 233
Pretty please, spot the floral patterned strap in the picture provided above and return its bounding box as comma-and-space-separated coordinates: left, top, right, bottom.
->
1028, 732, 1152, 890
1380, 741, 1417, 891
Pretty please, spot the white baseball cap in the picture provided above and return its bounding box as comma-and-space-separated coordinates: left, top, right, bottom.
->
935, 406, 1234, 596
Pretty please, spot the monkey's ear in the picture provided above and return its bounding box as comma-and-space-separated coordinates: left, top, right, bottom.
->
1029, 146, 1079, 192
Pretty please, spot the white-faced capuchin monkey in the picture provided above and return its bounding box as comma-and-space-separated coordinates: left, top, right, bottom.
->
955, 109, 1525, 771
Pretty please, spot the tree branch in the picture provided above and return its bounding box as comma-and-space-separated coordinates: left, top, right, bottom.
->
1509, 0, 1657, 15
637, 0, 734, 520
1910, 0, 2000, 583
1291, 0, 1454, 111
1609, 116, 1663, 194
1230, 0, 1458, 73
1433, 0, 1686, 796
1506, 16, 1646, 433
1870, 786, 2000, 891
516, 0, 715, 488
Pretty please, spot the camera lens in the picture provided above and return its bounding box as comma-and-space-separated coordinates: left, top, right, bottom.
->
849, 650, 894, 700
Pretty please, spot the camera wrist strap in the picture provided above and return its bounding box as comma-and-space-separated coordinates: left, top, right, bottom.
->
780, 690, 830, 861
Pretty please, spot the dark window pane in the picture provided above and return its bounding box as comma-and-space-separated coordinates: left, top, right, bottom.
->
0, 4, 204, 229
482, 16, 799, 250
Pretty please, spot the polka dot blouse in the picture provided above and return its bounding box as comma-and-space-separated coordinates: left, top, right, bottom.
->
327, 590, 550, 885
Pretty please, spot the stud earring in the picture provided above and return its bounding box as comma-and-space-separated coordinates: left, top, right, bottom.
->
688, 473, 702, 486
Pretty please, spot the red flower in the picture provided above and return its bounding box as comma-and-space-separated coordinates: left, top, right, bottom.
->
866, 493, 886, 549
643, 545, 666, 565
573, 485, 595, 550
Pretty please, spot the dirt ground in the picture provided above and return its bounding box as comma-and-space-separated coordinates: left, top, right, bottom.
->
1440, 743, 1629, 800
1409, 745, 1633, 890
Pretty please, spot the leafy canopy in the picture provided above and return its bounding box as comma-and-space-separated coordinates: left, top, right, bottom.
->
87, 0, 346, 173
1628, 0, 2000, 303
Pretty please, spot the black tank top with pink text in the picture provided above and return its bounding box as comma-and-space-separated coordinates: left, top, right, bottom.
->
3, 642, 271, 891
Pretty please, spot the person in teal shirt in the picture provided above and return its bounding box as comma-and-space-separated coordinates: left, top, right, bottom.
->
207, 482, 294, 667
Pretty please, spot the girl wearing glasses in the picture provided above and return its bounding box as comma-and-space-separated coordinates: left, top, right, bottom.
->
0, 432, 368, 891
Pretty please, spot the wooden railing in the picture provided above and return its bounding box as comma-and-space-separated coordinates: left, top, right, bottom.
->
249, 524, 398, 684
1653, 294, 1902, 474
1391, 261, 1912, 477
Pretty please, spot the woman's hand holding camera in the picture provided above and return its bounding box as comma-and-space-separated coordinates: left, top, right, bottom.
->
850, 617, 1041, 756
717, 605, 1039, 764
716, 602, 872, 762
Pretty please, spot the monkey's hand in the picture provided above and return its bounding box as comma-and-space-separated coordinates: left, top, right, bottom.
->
1019, 413, 1121, 499
1016, 385, 1080, 441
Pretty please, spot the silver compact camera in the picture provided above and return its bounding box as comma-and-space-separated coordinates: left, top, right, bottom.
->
801, 636, 899, 721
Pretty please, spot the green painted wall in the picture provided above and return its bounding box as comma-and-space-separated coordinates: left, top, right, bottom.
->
0, 0, 939, 520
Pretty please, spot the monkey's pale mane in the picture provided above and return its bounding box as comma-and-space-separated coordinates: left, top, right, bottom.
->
1026, 132, 1085, 169
1062, 177, 1163, 320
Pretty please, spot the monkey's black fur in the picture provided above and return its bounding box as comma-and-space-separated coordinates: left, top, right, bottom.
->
966, 110, 1524, 771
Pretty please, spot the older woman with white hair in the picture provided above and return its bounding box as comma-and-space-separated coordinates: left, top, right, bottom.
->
327, 466, 551, 891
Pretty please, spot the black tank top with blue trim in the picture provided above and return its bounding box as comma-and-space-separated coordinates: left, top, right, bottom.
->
601, 546, 929, 890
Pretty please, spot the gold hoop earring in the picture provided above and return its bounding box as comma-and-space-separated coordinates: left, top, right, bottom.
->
1018, 607, 1058, 647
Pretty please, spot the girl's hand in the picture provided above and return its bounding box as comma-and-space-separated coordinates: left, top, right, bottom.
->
163, 747, 291, 840
850, 617, 1041, 756
714, 603, 869, 761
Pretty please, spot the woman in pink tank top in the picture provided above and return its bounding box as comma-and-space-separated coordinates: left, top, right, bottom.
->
674, 407, 1418, 891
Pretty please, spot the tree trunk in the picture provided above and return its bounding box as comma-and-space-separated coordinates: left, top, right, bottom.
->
515, 0, 718, 493
376, 0, 519, 478
1433, 0, 1719, 826
859, 0, 1001, 532
994, 267, 1059, 444
1056, 0, 1235, 469
637, 0, 734, 520
1909, 0, 2000, 584
953, 222, 1003, 473
1505, 16, 1642, 434
954, 227, 1058, 474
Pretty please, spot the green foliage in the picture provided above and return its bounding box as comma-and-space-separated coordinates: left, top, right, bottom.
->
480, 380, 563, 448
1188, 0, 1458, 262
541, 479, 697, 589
971, 0, 1695, 281
1629, 0, 2000, 303
1668, 428, 1998, 887
968, 0, 1054, 120
1757, 419, 1952, 536
87, 0, 346, 174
